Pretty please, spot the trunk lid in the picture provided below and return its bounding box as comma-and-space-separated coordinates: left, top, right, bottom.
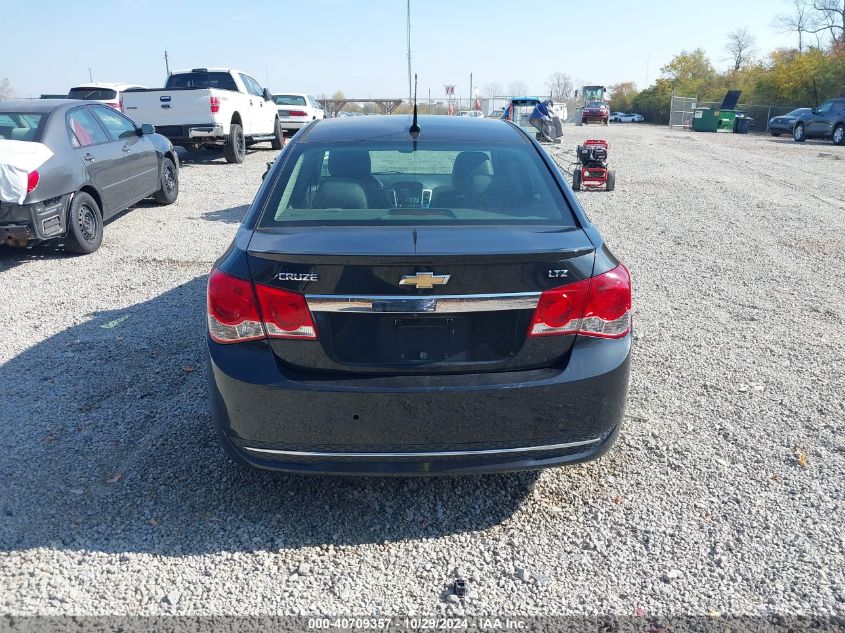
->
247, 226, 595, 375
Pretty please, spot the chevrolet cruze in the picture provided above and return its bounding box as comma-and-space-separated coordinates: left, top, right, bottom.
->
207, 115, 632, 475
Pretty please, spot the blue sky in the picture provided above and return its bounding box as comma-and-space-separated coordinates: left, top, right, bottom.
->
5, 0, 795, 99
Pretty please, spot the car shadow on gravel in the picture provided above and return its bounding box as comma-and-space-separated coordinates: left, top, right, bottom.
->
0, 243, 70, 272
0, 276, 536, 556
176, 146, 277, 166
202, 204, 250, 224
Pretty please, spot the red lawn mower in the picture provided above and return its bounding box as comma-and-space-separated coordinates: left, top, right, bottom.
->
572, 139, 615, 192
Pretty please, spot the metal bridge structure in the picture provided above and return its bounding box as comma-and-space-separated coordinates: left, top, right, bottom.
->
317, 98, 404, 117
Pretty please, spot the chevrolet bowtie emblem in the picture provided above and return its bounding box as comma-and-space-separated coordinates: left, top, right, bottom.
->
399, 272, 451, 289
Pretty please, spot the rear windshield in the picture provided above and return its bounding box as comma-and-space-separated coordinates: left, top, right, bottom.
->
0, 113, 46, 142
164, 72, 238, 91
259, 141, 575, 227
274, 95, 307, 106
67, 87, 117, 100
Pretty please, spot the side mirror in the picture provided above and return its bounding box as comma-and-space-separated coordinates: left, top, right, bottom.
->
263, 88, 272, 102
140, 123, 155, 135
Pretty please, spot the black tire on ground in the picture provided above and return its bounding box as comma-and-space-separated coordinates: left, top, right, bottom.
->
573, 169, 582, 191
153, 157, 179, 205
604, 118, 609, 125
606, 170, 616, 192
224, 123, 246, 163
832, 124, 845, 146
793, 122, 806, 142
64, 192, 103, 255
271, 118, 284, 150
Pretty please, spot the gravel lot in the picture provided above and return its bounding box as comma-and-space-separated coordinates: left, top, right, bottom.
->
1, 125, 843, 619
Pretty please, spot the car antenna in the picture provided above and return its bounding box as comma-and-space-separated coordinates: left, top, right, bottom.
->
409, 73, 420, 141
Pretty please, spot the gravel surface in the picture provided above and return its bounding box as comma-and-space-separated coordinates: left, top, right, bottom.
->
0, 127, 843, 618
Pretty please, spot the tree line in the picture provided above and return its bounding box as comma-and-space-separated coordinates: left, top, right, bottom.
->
607, 1, 845, 123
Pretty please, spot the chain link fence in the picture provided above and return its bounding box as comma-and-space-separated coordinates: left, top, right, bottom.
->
669, 93, 801, 134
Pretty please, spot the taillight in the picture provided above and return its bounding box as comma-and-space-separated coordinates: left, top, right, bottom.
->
254, 284, 318, 340
207, 269, 318, 344
207, 270, 264, 343
26, 170, 39, 193
105, 101, 120, 110
210, 96, 221, 113
528, 264, 631, 339
289, 110, 308, 117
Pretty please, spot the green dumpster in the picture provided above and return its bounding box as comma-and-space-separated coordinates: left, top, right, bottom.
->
717, 110, 738, 132
692, 107, 718, 132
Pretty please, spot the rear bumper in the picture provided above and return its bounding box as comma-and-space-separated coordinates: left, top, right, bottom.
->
0, 195, 69, 245
154, 123, 225, 143
278, 120, 308, 131
208, 335, 632, 475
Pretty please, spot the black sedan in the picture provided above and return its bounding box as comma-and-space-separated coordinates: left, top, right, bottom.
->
207, 115, 632, 475
767, 108, 812, 136
0, 100, 179, 254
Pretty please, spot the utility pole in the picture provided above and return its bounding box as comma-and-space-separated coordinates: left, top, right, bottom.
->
406, 0, 412, 105
164, 50, 171, 76
88, 68, 93, 82
469, 73, 473, 111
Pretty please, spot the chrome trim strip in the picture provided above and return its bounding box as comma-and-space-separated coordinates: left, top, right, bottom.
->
306, 292, 541, 313
241, 437, 602, 459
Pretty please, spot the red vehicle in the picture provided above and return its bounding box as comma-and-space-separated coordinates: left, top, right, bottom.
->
582, 101, 609, 125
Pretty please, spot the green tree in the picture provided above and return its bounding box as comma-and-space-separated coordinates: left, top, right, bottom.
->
660, 49, 717, 95
608, 81, 638, 112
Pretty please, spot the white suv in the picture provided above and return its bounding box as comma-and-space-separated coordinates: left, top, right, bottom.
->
273, 94, 325, 135
66, 83, 145, 112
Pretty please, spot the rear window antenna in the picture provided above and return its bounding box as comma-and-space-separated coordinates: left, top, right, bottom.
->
409, 73, 420, 139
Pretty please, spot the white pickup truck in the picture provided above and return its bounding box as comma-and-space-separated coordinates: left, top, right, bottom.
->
122, 68, 283, 163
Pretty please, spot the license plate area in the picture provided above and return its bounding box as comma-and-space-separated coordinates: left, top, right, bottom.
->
386, 316, 469, 363
318, 311, 525, 368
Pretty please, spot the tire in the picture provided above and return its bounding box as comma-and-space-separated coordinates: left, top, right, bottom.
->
271, 118, 284, 150
606, 170, 616, 192
153, 157, 179, 205
793, 122, 806, 142
603, 118, 609, 125
224, 123, 246, 163
572, 169, 582, 191
832, 124, 845, 146
64, 192, 103, 255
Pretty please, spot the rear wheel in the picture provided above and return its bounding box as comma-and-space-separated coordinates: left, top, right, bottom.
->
832, 124, 844, 146
224, 123, 246, 163
271, 118, 284, 150
153, 157, 179, 205
793, 122, 806, 142
572, 169, 582, 191
606, 170, 616, 192
64, 192, 103, 255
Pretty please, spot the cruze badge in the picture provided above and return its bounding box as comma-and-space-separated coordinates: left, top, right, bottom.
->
548, 269, 569, 278
399, 272, 450, 289
275, 272, 318, 282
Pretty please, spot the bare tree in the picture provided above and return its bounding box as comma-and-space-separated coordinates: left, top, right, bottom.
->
545, 72, 574, 101
507, 81, 528, 96
775, 0, 816, 51
726, 28, 757, 70
810, 0, 844, 44
0, 78, 12, 101
482, 82, 502, 97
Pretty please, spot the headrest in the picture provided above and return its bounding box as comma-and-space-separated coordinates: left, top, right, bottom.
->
452, 151, 491, 188
328, 149, 372, 179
